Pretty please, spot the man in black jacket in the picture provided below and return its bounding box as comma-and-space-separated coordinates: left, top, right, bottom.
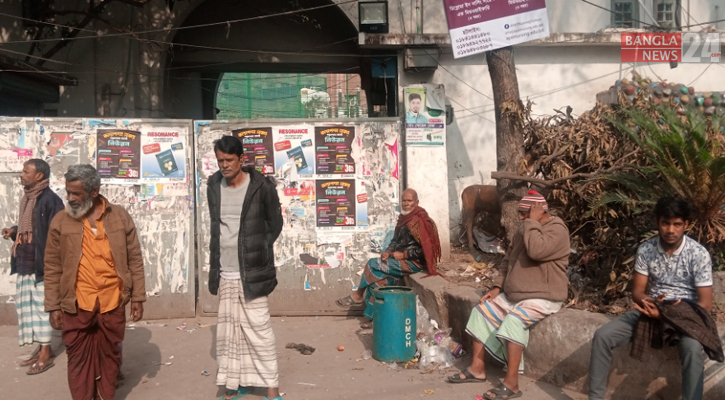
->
207, 136, 283, 400
336, 189, 441, 320
2, 159, 63, 375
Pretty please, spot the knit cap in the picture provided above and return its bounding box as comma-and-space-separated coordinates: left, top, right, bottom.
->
518, 190, 548, 212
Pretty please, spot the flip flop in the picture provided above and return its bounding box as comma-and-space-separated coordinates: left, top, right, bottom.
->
482, 383, 522, 399
220, 387, 253, 400
26, 361, 55, 375
336, 295, 362, 308
20, 346, 54, 366
448, 369, 487, 383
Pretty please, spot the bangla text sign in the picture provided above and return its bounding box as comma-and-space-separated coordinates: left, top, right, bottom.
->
621, 33, 721, 63
443, 0, 550, 59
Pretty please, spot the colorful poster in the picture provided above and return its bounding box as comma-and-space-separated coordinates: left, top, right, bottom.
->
273, 126, 315, 176
96, 129, 141, 182
46, 132, 73, 156
314, 126, 355, 176
316, 179, 356, 230
404, 87, 446, 146
233, 127, 274, 175
140, 128, 187, 182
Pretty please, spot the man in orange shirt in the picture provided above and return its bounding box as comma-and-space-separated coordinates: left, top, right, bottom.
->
44, 164, 146, 400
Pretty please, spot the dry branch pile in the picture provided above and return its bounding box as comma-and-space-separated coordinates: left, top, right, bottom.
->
518, 76, 725, 315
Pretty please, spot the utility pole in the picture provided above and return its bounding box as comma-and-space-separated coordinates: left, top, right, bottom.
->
485, 47, 527, 243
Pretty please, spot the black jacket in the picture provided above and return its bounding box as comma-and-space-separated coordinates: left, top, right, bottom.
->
10, 187, 64, 282
386, 225, 426, 266
207, 166, 283, 300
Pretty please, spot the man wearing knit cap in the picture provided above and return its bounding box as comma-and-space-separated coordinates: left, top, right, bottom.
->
448, 190, 570, 400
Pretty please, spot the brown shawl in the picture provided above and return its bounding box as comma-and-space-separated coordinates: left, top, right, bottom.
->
395, 206, 442, 276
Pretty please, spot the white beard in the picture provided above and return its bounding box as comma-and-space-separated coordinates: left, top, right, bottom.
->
400, 209, 412, 216
66, 197, 94, 220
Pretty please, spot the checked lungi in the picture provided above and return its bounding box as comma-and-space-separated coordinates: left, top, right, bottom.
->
216, 278, 279, 390
359, 258, 423, 319
466, 293, 562, 373
15, 274, 53, 347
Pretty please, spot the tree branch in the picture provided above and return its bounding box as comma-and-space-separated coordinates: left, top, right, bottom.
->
491, 165, 633, 187
35, 0, 117, 67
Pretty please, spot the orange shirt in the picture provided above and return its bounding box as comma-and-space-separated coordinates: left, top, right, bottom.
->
75, 202, 122, 313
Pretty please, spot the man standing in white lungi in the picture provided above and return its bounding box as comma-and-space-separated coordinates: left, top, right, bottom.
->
207, 136, 283, 400
2, 159, 63, 375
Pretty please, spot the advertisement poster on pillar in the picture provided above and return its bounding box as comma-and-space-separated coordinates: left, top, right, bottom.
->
404, 87, 445, 146
140, 128, 187, 182
96, 129, 141, 183
233, 127, 275, 175
443, 0, 550, 59
314, 126, 355, 177
273, 126, 315, 176
316, 179, 356, 231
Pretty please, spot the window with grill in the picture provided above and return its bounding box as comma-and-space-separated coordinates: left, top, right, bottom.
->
656, 0, 678, 28
612, 0, 639, 28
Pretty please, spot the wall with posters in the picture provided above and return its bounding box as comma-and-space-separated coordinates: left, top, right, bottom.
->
0, 118, 196, 324
195, 118, 401, 315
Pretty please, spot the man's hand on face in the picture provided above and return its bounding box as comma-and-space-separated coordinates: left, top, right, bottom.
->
2, 227, 15, 240
50, 310, 64, 330
528, 203, 546, 222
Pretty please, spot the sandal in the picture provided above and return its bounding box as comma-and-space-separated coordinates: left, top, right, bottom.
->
448, 369, 487, 383
20, 346, 55, 366
26, 360, 55, 375
360, 321, 373, 329
483, 383, 522, 399
336, 295, 362, 308
220, 387, 253, 400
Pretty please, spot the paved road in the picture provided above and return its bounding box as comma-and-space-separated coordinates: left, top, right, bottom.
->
0, 316, 586, 399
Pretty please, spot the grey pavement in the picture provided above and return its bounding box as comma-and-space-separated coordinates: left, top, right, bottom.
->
0, 316, 587, 399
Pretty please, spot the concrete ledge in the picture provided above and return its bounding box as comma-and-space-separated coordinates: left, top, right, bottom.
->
404, 273, 451, 331
406, 272, 725, 399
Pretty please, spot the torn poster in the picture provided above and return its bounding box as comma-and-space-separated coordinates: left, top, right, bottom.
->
0, 148, 33, 172
315, 126, 355, 176
233, 127, 274, 175
356, 179, 369, 229
316, 179, 356, 231
96, 129, 141, 183
273, 126, 315, 176
200, 152, 219, 179
140, 128, 187, 182
46, 132, 73, 156
316, 232, 354, 246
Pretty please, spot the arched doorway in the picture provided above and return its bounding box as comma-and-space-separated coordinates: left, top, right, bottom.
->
164, 0, 372, 119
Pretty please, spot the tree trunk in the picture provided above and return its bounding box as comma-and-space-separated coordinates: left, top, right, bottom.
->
485, 47, 527, 243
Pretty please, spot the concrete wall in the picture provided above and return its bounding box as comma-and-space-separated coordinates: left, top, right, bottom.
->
0, 118, 196, 323
195, 118, 401, 315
